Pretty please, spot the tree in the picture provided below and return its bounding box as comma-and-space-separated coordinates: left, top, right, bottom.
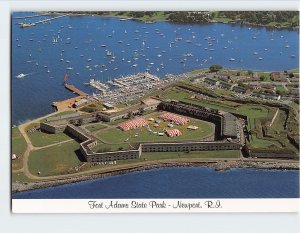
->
127, 111, 133, 119
76, 119, 83, 126
259, 75, 266, 81
69, 119, 76, 125
276, 89, 285, 96
96, 113, 102, 122
247, 70, 254, 76
138, 107, 145, 115
209, 64, 223, 72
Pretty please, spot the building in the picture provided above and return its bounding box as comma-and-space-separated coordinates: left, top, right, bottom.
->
232, 85, 251, 94
73, 98, 88, 108
251, 92, 281, 101
40, 100, 243, 163
103, 102, 114, 109
166, 129, 182, 137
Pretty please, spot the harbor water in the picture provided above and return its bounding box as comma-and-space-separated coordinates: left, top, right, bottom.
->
12, 13, 299, 125
12, 13, 299, 199
12, 167, 299, 199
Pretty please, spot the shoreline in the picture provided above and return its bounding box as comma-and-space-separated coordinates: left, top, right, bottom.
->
45, 12, 299, 31
12, 160, 299, 194
12, 66, 300, 126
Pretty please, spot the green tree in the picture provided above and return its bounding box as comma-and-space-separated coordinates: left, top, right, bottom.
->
259, 75, 266, 81
209, 64, 223, 72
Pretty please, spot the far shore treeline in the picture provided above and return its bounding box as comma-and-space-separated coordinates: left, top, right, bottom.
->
48, 11, 299, 28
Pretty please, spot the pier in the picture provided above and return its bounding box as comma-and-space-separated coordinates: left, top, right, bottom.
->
65, 83, 87, 96
14, 13, 52, 19
19, 14, 69, 28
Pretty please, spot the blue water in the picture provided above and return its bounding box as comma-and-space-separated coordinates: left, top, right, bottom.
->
12, 13, 299, 125
12, 168, 299, 198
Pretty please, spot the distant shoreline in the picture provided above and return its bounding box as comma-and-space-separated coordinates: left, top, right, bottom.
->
12, 159, 299, 194
45, 11, 299, 31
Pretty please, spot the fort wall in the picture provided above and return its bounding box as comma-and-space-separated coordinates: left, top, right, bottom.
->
142, 141, 241, 153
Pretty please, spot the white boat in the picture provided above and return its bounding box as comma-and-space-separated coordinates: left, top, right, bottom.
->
66, 67, 73, 70
16, 73, 27, 79
229, 58, 235, 61
100, 44, 106, 47
258, 57, 263, 60
106, 51, 112, 56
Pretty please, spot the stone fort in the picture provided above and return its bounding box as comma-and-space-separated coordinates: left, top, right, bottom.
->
40, 100, 243, 162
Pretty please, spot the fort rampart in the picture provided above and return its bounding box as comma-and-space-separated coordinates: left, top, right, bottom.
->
39, 101, 243, 163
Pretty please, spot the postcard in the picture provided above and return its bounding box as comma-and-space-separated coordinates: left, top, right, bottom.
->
11, 10, 299, 213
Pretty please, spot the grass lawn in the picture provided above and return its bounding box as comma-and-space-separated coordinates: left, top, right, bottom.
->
12, 127, 27, 170
84, 123, 107, 132
160, 87, 275, 119
12, 171, 34, 183
288, 68, 299, 73
249, 134, 282, 149
50, 110, 75, 117
236, 105, 272, 118
213, 17, 232, 23
92, 142, 132, 153
270, 110, 287, 132
96, 115, 214, 144
161, 87, 191, 100
276, 85, 288, 94
79, 103, 103, 113
27, 129, 72, 147
188, 68, 209, 75
28, 141, 82, 177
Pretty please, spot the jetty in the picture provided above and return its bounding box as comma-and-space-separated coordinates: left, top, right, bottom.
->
19, 14, 69, 28
65, 83, 87, 96
13, 13, 52, 19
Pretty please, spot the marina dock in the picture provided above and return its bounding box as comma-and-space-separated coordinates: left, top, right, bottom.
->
65, 83, 87, 96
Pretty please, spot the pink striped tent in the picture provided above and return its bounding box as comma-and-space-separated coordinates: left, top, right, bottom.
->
166, 129, 182, 137
118, 117, 149, 131
160, 112, 190, 125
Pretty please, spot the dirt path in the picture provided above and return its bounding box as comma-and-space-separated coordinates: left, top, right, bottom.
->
17, 110, 75, 179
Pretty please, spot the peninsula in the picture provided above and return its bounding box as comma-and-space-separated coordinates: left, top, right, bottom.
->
12, 66, 299, 193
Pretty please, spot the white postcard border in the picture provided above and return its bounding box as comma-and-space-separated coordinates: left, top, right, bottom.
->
12, 198, 300, 213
